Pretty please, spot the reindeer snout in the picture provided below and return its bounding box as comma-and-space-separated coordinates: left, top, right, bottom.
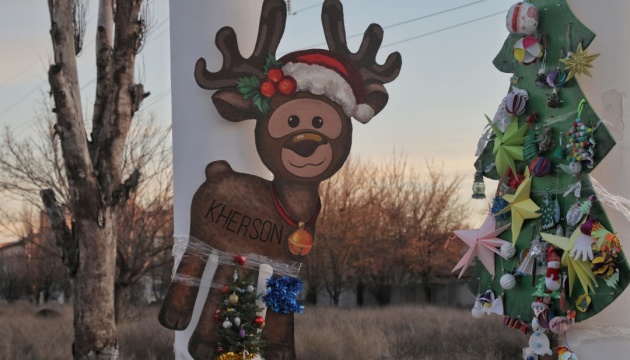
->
284, 132, 328, 158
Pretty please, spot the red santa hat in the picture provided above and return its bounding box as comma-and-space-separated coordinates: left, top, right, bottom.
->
279, 49, 375, 123
546, 247, 560, 263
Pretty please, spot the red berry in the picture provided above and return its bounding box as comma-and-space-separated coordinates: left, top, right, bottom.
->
278, 76, 297, 96
267, 68, 284, 83
234, 255, 246, 266
260, 80, 276, 98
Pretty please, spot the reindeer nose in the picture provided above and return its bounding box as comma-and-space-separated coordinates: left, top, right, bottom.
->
285, 132, 327, 158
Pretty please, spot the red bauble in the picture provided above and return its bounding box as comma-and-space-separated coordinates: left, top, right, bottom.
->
222, 285, 229, 294
234, 255, 247, 266
260, 80, 276, 97
267, 68, 284, 83
277, 76, 297, 96
254, 316, 265, 326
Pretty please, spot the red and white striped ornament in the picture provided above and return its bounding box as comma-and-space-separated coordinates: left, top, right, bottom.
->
506, 2, 539, 35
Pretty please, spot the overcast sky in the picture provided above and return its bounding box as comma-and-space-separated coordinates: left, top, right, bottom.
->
0, 0, 516, 242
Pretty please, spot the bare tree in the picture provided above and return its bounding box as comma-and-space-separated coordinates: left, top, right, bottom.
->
0, 0, 164, 352
305, 156, 469, 306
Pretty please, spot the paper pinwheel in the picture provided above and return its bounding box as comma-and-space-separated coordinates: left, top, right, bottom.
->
541, 224, 597, 296
494, 169, 541, 244
452, 213, 511, 278
487, 115, 528, 177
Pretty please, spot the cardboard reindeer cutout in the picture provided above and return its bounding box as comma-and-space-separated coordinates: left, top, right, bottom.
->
159, 1, 401, 358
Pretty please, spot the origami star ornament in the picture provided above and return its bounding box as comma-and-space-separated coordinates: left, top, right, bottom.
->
487, 115, 528, 177
541, 223, 598, 296
559, 42, 600, 81
452, 213, 511, 278
494, 169, 541, 244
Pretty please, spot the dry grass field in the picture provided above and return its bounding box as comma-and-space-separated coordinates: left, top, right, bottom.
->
0, 302, 526, 359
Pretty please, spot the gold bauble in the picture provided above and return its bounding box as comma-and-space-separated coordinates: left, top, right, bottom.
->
288, 228, 314, 256
228, 293, 239, 305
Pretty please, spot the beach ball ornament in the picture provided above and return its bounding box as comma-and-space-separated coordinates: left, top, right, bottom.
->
514, 36, 543, 65
506, 2, 539, 35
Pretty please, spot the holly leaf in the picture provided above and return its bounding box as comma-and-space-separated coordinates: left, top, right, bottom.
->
263, 54, 282, 74
237, 76, 260, 96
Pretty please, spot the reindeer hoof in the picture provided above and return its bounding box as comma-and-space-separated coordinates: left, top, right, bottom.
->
158, 306, 192, 331
188, 333, 215, 360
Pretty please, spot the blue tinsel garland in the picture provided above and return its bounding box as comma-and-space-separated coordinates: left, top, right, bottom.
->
262, 276, 304, 314
492, 195, 511, 221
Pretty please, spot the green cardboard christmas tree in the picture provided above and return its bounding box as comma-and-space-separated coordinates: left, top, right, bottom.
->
456, 0, 630, 356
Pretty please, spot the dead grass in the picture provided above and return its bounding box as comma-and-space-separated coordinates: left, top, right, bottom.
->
0, 302, 525, 359
295, 305, 528, 360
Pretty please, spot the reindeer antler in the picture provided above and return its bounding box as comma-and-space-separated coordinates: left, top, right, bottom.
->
322, 0, 401, 84
194, 0, 287, 90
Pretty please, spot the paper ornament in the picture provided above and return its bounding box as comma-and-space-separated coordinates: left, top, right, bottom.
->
541, 223, 598, 296
488, 116, 528, 177
504, 87, 529, 115
528, 331, 552, 356
506, 2, 539, 35
452, 214, 512, 278
528, 156, 551, 177
514, 36, 543, 64
500, 273, 517, 290
494, 169, 541, 244
546, 68, 566, 87
591, 222, 621, 254
559, 42, 600, 80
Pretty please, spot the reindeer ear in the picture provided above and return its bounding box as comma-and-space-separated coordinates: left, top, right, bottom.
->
211, 88, 259, 122
365, 83, 389, 117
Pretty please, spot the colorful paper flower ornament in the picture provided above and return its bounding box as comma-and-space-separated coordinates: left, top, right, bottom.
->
541, 220, 598, 296
494, 168, 541, 244
452, 213, 512, 278
514, 36, 543, 64
487, 115, 528, 178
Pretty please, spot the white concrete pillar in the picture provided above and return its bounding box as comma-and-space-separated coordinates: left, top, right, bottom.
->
169, 1, 269, 358
562, 0, 630, 356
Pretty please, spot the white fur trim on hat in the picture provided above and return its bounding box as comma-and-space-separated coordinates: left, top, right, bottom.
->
282, 62, 374, 122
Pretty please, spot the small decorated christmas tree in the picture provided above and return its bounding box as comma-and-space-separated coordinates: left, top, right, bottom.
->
454, 0, 630, 357
215, 267, 266, 360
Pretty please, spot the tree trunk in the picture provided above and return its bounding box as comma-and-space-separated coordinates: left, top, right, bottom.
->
114, 282, 128, 323
46, 0, 144, 358
422, 274, 432, 304
73, 213, 119, 359
373, 285, 391, 306
306, 283, 318, 305
356, 279, 365, 307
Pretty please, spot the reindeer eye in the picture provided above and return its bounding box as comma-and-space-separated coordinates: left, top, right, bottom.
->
288, 115, 300, 128
312, 116, 323, 129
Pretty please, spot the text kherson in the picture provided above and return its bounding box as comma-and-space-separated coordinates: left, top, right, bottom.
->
205, 199, 284, 244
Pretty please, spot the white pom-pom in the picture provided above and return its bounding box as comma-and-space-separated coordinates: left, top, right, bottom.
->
354, 104, 375, 123
501, 243, 516, 259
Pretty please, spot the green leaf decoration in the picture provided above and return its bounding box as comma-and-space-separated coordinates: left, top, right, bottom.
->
237, 76, 261, 96
263, 54, 282, 74
605, 271, 620, 289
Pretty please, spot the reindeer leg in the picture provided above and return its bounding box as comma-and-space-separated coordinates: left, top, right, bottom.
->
188, 265, 236, 359
158, 248, 207, 330
263, 312, 297, 360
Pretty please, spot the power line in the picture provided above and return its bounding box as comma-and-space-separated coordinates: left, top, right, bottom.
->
382, 10, 505, 48
282, 0, 489, 52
